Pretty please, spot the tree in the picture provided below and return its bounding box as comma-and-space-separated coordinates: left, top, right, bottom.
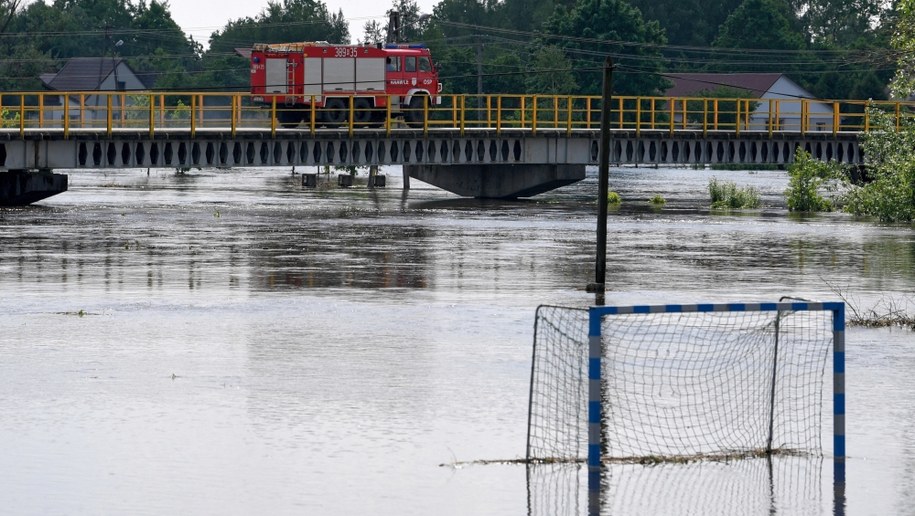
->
524, 45, 577, 94
714, 0, 806, 52
206, 0, 350, 56
801, 0, 886, 46
539, 0, 669, 95
844, 108, 915, 222
361, 19, 385, 45
200, 0, 350, 90
709, 0, 823, 89
0, 0, 23, 33
430, 0, 498, 39
385, 0, 428, 43
628, 0, 743, 47
490, 0, 572, 33
0, 0, 198, 91
891, 0, 915, 98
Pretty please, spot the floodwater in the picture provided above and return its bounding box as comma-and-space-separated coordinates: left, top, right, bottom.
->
0, 165, 913, 515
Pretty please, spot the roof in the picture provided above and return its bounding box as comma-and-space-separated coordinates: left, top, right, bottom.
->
41, 57, 146, 91
665, 73, 784, 98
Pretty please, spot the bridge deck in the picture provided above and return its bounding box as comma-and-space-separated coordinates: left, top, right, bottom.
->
0, 127, 863, 171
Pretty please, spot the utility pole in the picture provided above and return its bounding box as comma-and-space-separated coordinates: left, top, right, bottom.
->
476, 36, 483, 120
476, 37, 483, 97
588, 57, 614, 307
387, 11, 401, 43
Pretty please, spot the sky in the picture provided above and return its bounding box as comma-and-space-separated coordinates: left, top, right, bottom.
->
167, 0, 439, 48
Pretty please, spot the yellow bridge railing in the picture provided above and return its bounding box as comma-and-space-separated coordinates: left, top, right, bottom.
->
0, 91, 907, 138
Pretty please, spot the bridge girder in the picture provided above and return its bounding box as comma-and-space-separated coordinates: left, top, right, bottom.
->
0, 129, 862, 171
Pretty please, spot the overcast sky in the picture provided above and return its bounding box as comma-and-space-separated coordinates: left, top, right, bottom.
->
167, 0, 439, 48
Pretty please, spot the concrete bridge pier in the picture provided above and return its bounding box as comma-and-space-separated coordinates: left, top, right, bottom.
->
0, 170, 68, 206
404, 164, 586, 199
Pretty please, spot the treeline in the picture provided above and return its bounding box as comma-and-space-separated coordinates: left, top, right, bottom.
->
0, 0, 898, 100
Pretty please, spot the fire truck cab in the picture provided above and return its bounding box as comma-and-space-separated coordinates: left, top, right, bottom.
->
250, 42, 443, 128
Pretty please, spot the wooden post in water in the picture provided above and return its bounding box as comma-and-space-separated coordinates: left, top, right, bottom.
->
369, 165, 378, 189
588, 57, 614, 307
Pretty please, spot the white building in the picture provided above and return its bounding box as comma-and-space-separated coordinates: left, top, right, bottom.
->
665, 73, 834, 132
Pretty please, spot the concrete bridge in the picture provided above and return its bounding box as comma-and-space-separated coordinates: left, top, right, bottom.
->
0, 91, 879, 205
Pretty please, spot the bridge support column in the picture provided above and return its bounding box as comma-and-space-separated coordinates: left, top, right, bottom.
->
404, 164, 585, 199
0, 170, 68, 206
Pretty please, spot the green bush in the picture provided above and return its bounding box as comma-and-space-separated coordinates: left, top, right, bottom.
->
649, 194, 666, 205
708, 178, 761, 209
607, 191, 622, 205
844, 108, 915, 222
786, 149, 847, 212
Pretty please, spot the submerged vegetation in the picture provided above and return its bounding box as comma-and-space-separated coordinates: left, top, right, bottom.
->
785, 108, 915, 222
708, 178, 760, 209
826, 281, 915, 330
785, 150, 848, 212
844, 109, 915, 222
607, 191, 622, 205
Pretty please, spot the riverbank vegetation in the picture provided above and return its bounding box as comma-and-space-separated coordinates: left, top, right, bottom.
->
785, 107, 915, 223
843, 109, 915, 222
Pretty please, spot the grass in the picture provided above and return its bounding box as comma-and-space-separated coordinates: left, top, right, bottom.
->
708, 178, 761, 209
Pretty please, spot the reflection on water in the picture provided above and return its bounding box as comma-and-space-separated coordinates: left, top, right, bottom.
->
0, 166, 914, 515
527, 457, 831, 516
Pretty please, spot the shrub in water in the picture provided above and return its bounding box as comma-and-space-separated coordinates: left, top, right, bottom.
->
786, 150, 847, 212
844, 108, 915, 222
708, 178, 761, 209
649, 194, 666, 205
607, 191, 622, 205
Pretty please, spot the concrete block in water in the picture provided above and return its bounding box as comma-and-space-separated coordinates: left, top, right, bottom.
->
0, 170, 68, 206
337, 174, 353, 187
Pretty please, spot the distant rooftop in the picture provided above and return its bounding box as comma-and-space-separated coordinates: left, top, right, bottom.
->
41, 57, 152, 91
665, 73, 785, 97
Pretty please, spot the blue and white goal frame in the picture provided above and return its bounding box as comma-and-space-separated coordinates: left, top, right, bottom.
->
586, 301, 846, 491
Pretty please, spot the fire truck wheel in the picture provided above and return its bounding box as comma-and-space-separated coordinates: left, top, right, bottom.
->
368, 111, 386, 128
277, 109, 301, 129
404, 96, 427, 128
352, 98, 373, 125
323, 98, 348, 127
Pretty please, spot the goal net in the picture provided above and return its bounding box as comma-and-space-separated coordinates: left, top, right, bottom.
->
527, 302, 844, 464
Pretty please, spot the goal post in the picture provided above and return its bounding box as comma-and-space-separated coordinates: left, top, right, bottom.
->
527, 302, 845, 486
586, 301, 845, 482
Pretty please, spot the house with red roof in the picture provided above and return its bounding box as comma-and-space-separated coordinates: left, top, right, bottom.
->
665, 73, 834, 131
40, 57, 151, 124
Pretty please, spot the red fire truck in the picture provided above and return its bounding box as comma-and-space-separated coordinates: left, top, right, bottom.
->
249, 41, 443, 128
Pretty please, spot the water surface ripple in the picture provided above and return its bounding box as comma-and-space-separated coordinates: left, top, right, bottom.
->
1, 166, 913, 515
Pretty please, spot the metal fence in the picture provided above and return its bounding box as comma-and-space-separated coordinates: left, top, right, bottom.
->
0, 91, 908, 137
